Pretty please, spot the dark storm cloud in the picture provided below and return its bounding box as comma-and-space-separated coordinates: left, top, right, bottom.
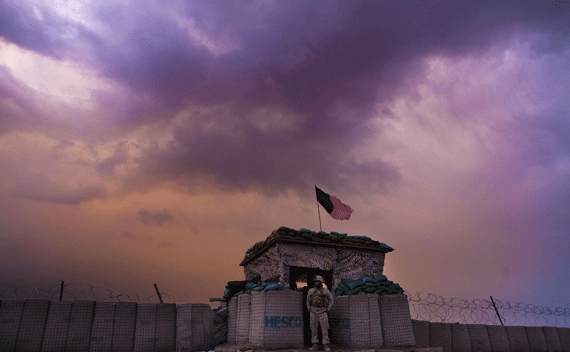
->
0, 66, 40, 134
1, 0, 569, 196
137, 208, 175, 226
0, 1, 73, 59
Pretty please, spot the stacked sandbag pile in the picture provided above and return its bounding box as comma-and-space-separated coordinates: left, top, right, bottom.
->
210, 306, 228, 347
223, 281, 292, 301
242, 227, 394, 262
234, 281, 293, 296
334, 275, 404, 296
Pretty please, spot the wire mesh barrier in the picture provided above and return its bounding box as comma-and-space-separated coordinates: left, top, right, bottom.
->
0, 280, 179, 305
405, 291, 570, 328
2, 282, 570, 328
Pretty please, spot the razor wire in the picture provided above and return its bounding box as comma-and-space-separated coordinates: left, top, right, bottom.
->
0, 281, 179, 304
405, 291, 570, 328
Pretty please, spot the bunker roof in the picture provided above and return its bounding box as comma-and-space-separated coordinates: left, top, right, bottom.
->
240, 226, 394, 266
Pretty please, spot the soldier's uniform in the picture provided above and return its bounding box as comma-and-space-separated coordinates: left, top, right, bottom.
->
306, 276, 334, 350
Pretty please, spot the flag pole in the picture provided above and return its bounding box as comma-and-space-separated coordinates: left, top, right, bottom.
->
316, 184, 322, 232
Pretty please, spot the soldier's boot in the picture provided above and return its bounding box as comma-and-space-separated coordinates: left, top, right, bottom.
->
309, 343, 319, 351
323, 344, 331, 351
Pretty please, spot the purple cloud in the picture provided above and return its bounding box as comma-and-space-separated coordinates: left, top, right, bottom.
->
137, 208, 175, 226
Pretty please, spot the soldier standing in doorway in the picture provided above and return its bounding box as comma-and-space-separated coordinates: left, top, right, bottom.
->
306, 275, 334, 351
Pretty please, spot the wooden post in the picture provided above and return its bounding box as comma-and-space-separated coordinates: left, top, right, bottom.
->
490, 296, 504, 326
59, 280, 64, 301
154, 283, 164, 303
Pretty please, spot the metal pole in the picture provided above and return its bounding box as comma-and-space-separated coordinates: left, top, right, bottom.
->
490, 296, 504, 326
316, 185, 322, 232
154, 283, 164, 303
59, 280, 64, 301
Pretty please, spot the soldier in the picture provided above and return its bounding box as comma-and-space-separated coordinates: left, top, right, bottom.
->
306, 275, 334, 351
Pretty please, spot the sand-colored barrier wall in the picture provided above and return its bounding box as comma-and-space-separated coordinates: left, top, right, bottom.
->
2, 298, 570, 352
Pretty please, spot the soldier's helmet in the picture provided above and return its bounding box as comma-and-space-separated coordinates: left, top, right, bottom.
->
314, 275, 324, 283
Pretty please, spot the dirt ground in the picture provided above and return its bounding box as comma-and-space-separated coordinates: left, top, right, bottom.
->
213, 342, 440, 352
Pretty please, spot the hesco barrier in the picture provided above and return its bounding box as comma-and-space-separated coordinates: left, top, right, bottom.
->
42, 302, 72, 352
525, 326, 547, 352
176, 303, 214, 352
4, 297, 570, 352
486, 325, 510, 352
227, 297, 237, 344
112, 302, 137, 352
90, 301, 116, 352
505, 326, 530, 352
429, 322, 452, 352
378, 293, 415, 346
329, 294, 383, 349
67, 300, 95, 352
467, 324, 491, 352
18, 299, 50, 352
542, 326, 562, 351
558, 327, 570, 352
249, 290, 304, 349
134, 303, 157, 351
237, 293, 251, 343
450, 323, 471, 352
412, 319, 430, 347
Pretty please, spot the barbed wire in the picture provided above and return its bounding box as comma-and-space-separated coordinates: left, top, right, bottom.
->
2, 283, 568, 327
405, 291, 570, 328
0, 281, 179, 304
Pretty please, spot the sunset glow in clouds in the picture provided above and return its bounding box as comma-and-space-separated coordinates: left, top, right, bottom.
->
1, 0, 569, 320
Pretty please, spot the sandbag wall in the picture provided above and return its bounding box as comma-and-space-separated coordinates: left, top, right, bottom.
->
0, 299, 221, 352
412, 319, 570, 352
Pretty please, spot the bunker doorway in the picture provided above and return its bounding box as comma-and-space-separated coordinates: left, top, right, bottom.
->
289, 266, 333, 347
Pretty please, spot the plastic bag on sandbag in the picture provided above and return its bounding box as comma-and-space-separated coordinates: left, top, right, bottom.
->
330, 231, 348, 239
353, 235, 371, 240
299, 228, 312, 233
378, 243, 394, 250
317, 231, 328, 236
262, 281, 278, 287
364, 286, 377, 293
263, 284, 281, 291
362, 276, 376, 284
251, 286, 264, 291
245, 282, 257, 290
374, 274, 388, 282
343, 279, 362, 291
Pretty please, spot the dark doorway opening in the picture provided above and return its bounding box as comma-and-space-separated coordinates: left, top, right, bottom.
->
289, 266, 333, 347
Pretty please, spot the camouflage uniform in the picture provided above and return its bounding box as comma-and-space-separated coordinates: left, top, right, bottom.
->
306, 276, 334, 347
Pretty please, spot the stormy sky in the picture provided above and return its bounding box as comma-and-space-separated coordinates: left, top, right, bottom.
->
1, 0, 569, 321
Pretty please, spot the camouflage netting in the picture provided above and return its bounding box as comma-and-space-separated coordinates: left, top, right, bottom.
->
335, 275, 404, 296
242, 226, 394, 261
